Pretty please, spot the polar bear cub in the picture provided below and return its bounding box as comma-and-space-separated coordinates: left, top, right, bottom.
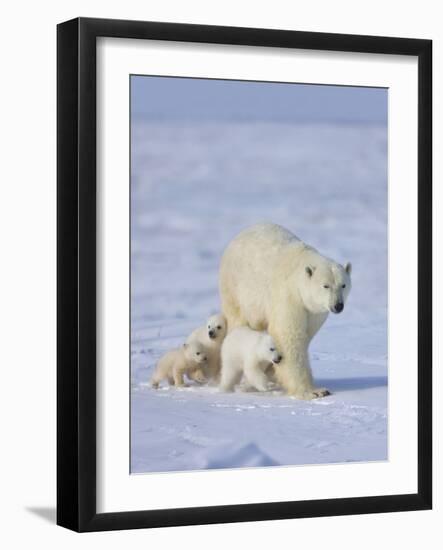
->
186, 313, 227, 380
220, 327, 283, 392
151, 341, 208, 388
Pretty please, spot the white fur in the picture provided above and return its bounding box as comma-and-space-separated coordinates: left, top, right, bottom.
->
220, 327, 282, 392
186, 313, 227, 380
219, 223, 352, 399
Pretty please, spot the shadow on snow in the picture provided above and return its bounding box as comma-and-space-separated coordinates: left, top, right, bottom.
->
316, 376, 387, 392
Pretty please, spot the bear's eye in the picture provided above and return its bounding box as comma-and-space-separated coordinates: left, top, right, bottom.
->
270, 347, 275, 352
323, 284, 329, 289
342, 284, 346, 288
217, 325, 221, 330
208, 326, 210, 329
196, 352, 200, 355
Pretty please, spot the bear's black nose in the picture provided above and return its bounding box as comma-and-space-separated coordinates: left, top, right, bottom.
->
334, 302, 344, 313
208, 330, 216, 338
274, 355, 283, 364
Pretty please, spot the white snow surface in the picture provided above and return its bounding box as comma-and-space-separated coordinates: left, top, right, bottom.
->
131, 121, 388, 473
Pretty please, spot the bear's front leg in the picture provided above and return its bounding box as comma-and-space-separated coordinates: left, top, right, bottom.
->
188, 367, 206, 384
172, 366, 188, 387
244, 361, 270, 392
206, 354, 222, 383
269, 326, 329, 399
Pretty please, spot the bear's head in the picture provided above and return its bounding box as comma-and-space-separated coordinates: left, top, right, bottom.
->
302, 259, 352, 315
206, 313, 227, 342
183, 341, 208, 364
257, 333, 283, 365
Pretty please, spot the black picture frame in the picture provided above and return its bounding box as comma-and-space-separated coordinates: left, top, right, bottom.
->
57, 17, 432, 532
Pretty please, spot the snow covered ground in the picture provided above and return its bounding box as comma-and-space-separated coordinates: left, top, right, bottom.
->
130, 120, 387, 473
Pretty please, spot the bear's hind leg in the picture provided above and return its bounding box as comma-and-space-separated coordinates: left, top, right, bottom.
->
219, 363, 242, 392
221, 294, 247, 332
150, 367, 163, 389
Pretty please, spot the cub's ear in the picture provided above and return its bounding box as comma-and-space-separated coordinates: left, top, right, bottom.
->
344, 262, 352, 275
305, 266, 315, 278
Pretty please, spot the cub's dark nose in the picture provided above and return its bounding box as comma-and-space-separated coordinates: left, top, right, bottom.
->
334, 302, 344, 313
208, 329, 216, 338
274, 355, 283, 364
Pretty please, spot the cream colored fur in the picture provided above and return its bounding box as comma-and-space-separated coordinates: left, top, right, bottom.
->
219, 223, 352, 399
151, 341, 207, 388
186, 313, 227, 381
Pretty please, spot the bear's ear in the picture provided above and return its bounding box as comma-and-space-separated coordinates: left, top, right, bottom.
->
305, 266, 314, 278
344, 262, 352, 275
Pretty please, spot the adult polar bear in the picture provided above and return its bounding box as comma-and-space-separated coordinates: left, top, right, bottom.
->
219, 223, 352, 399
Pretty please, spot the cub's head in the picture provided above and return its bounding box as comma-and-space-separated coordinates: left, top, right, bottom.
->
303, 260, 352, 314
206, 313, 227, 341
183, 341, 207, 364
257, 333, 283, 365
